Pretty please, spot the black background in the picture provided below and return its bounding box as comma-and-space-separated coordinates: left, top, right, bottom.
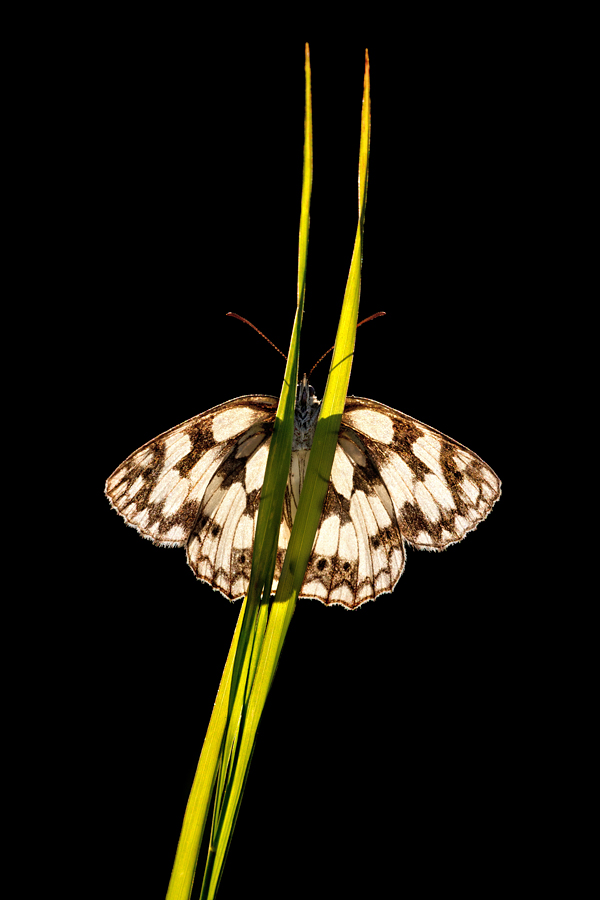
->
50, 27, 565, 900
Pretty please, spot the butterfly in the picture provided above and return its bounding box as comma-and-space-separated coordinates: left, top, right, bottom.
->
105, 374, 501, 609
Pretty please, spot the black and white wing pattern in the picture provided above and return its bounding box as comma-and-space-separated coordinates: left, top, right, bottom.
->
300, 397, 501, 608
106, 386, 500, 608
106, 395, 279, 598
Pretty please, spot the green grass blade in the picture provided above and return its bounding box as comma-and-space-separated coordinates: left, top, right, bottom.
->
198, 44, 313, 900
205, 50, 370, 899
297, 43, 312, 312
167, 47, 370, 900
165, 598, 246, 900
269, 48, 370, 623
167, 41, 313, 899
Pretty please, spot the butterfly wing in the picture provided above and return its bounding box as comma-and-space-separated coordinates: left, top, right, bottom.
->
298, 396, 501, 609
298, 433, 406, 608
342, 396, 501, 548
106, 395, 278, 596
107, 393, 500, 607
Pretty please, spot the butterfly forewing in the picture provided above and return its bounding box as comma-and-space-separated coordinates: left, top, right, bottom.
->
106, 395, 278, 563
341, 397, 501, 549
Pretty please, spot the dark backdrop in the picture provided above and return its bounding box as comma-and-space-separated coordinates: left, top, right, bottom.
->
67, 33, 541, 900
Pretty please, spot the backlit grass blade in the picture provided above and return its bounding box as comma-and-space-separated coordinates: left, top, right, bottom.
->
269, 47, 370, 623
203, 51, 370, 899
192, 44, 313, 900
166, 46, 372, 900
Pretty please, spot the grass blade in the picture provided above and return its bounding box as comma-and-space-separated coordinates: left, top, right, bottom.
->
166, 46, 371, 900
195, 44, 313, 900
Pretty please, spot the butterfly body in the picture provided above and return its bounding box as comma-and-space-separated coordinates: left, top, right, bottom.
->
106, 382, 500, 608
292, 375, 321, 449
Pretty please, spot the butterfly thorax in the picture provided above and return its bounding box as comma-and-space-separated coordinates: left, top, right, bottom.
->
284, 377, 321, 527
292, 376, 320, 451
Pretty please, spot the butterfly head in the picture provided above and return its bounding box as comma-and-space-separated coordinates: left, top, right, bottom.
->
296, 374, 319, 412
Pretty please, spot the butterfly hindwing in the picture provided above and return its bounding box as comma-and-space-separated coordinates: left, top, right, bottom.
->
300, 437, 406, 607
185, 402, 281, 598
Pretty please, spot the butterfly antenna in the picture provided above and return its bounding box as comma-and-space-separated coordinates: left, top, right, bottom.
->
226, 312, 287, 360
308, 311, 386, 377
